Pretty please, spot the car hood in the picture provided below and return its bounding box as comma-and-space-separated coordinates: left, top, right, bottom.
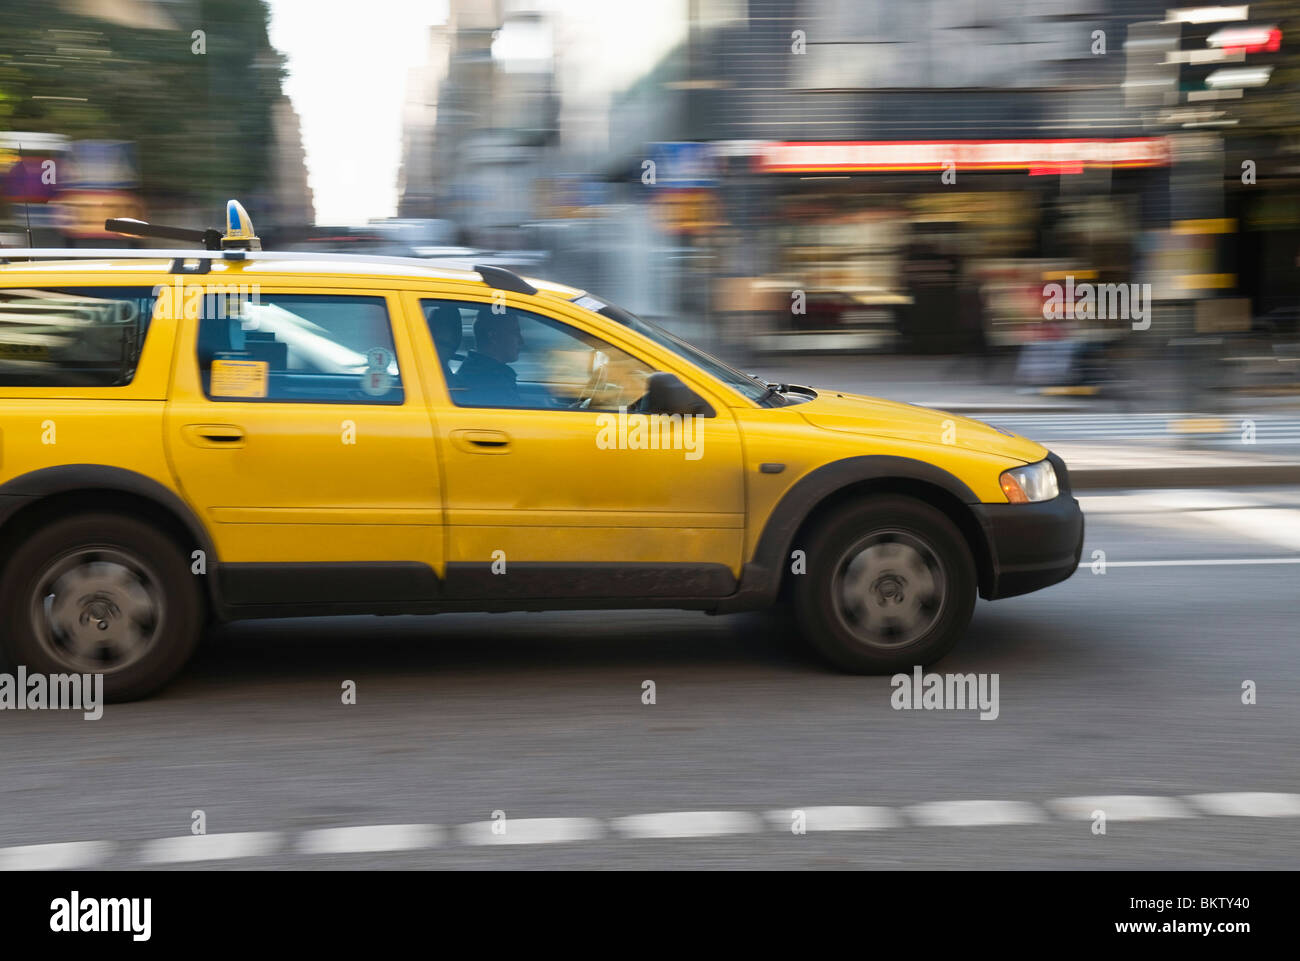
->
795, 389, 1048, 463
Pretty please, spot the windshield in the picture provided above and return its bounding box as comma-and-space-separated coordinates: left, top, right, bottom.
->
570, 294, 781, 406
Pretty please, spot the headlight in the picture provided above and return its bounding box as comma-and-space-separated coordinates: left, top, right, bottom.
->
999, 459, 1059, 503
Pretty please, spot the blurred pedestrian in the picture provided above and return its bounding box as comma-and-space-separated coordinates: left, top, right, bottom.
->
948, 255, 993, 381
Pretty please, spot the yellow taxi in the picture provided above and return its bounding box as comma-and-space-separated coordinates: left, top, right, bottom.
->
0, 202, 1083, 700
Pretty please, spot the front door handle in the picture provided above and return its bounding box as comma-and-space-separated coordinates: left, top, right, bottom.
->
182, 424, 246, 449
449, 429, 511, 454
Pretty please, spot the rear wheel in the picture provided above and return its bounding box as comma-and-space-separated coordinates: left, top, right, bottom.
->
790, 496, 976, 673
0, 513, 202, 702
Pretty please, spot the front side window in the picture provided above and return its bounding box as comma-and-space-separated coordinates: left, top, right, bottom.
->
197, 294, 404, 404
423, 299, 657, 412
571, 294, 790, 406
0, 286, 154, 387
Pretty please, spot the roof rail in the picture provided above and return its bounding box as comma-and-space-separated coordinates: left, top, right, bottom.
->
0, 250, 541, 287
0, 250, 549, 293
0, 248, 472, 271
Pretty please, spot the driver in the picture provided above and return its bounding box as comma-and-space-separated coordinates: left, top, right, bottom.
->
455, 310, 523, 407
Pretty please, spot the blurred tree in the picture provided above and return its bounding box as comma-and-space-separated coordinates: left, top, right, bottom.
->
0, 0, 286, 212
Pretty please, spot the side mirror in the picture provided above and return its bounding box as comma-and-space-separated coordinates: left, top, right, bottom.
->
643, 372, 714, 417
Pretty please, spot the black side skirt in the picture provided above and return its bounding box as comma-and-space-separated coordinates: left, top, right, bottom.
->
217, 561, 738, 620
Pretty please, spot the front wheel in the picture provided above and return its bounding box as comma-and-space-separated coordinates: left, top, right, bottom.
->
790, 496, 976, 673
0, 513, 203, 702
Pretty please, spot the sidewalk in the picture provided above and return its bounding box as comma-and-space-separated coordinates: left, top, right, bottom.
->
743, 353, 1300, 416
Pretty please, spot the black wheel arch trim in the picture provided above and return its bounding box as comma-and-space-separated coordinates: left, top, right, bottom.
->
0, 464, 222, 610
719, 455, 991, 613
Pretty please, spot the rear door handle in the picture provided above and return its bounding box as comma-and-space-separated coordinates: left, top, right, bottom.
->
182, 424, 246, 448
449, 429, 511, 453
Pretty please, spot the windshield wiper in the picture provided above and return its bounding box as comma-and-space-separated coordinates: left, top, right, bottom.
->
758, 381, 787, 405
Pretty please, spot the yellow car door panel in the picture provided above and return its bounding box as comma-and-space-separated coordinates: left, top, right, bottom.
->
409, 293, 744, 599
164, 289, 443, 603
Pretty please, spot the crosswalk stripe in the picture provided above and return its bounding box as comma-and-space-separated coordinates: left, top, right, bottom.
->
981, 413, 1300, 446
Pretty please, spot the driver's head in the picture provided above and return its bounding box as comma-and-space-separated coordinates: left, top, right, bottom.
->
473, 310, 522, 364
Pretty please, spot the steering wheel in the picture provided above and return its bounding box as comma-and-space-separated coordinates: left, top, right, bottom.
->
571, 350, 610, 409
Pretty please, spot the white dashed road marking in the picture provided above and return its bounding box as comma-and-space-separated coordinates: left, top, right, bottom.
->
1047, 796, 1194, 822
613, 811, 765, 839
138, 831, 280, 864
907, 800, 1045, 827
766, 806, 902, 832
457, 817, 604, 846
1186, 792, 1300, 818
0, 840, 113, 871
1077, 558, 1300, 568
299, 824, 442, 855
4, 792, 1298, 868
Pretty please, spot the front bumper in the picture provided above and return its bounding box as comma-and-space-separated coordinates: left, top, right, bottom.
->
972, 452, 1085, 600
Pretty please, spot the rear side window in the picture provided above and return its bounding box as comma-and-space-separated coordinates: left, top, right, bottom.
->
0, 286, 154, 387
196, 294, 404, 405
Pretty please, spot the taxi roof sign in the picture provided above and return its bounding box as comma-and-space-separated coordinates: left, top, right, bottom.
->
103, 199, 262, 251
222, 199, 261, 251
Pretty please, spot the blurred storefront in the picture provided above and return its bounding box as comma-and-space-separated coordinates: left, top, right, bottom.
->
735, 137, 1171, 355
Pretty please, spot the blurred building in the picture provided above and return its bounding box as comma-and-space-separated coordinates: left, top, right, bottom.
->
395, 0, 1298, 376
628, 0, 1183, 352
397, 27, 453, 220
398, 0, 559, 243
267, 97, 316, 227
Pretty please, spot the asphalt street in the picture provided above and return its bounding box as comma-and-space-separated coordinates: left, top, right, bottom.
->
1, 487, 1297, 869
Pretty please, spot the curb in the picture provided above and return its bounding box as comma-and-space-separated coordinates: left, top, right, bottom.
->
1071, 463, 1300, 490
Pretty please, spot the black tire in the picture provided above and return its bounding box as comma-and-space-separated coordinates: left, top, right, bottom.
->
790, 495, 976, 674
0, 513, 202, 702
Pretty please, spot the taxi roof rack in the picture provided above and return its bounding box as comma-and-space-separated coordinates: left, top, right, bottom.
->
104, 217, 223, 251
0, 248, 544, 292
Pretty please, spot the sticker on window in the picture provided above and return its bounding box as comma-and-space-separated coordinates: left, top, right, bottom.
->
361, 347, 394, 397
210, 359, 269, 398
361, 369, 392, 397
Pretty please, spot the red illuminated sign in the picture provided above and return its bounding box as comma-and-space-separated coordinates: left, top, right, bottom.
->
1207, 26, 1281, 54
757, 139, 1171, 174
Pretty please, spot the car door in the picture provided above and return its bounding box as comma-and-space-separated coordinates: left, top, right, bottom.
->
408, 292, 745, 601
165, 285, 442, 610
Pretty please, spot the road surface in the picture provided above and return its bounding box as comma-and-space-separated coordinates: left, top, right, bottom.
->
1, 487, 1298, 869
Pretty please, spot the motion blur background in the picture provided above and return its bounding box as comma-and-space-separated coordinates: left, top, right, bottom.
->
2, 0, 1299, 414
3, 2, 1300, 872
